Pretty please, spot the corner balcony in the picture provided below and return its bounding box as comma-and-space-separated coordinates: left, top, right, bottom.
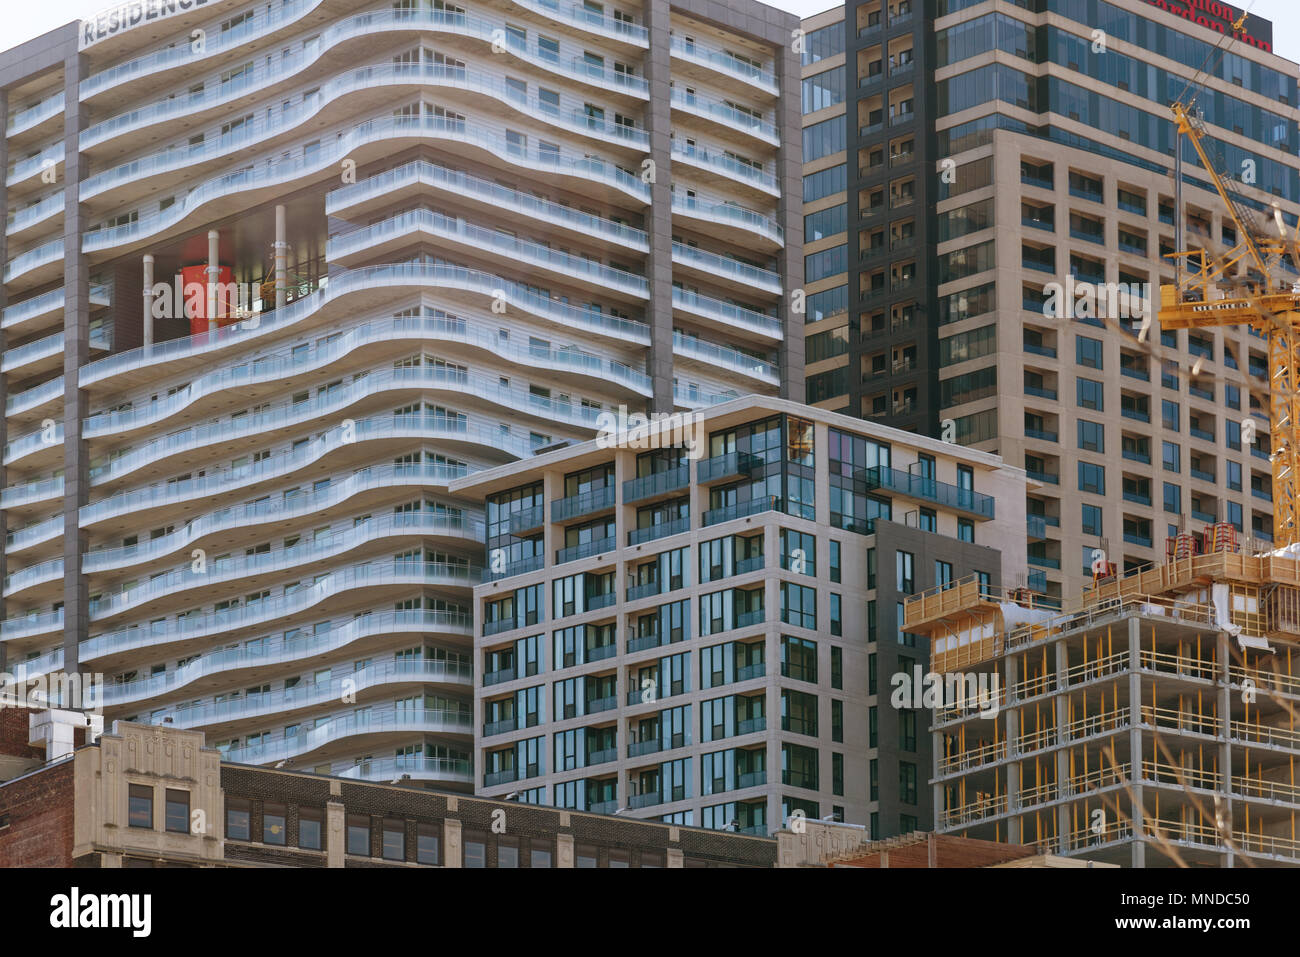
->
627, 517, 690, 546
702, 496, 780, 528
855, 465, 996, 519
697, 450, 763, 485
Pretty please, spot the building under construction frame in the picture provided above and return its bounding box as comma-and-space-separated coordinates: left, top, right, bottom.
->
905, 528, 1300, 867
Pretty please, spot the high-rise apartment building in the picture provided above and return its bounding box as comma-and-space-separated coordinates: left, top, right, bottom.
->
451, 396, 1027, 837
0, 0, 802, 787
801, 0, 1300, 600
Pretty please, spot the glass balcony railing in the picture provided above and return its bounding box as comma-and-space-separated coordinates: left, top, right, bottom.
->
856, 465, 995, 519
671, 139, 778, 193
623, 465, 689, 504
82, 261, 651, 387
552, 486, 616, 523
627, 517, 690, 546
668, 35, 776, 91
556, 536, 617, 565
697, 450, 763, 484
670, 192, 784, 246
340, 756, 473, 785
702, 496, 780, 527
221, 707, 472, 766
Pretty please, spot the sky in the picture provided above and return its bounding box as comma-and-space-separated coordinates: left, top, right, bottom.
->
3, 0, 1297, 69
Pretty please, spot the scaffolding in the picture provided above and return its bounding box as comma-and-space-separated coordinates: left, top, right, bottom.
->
904, 544, 1300, 866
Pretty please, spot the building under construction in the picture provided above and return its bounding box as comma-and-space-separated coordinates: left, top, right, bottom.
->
904, 524, 1300, 867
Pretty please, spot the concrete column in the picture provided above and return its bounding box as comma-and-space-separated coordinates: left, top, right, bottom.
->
666, 847, 683, 868
1217, 631, 1234, 867
1054, 637, 1070, 853
1003, 653, 1021, 844
774, 24, 804, 402
62, 51, 90, 681
0, 85, 8, 673
141, 254, 154, 348
1128, 616, 1145, 867
274, 204, 287, 310
641, 0, 674, 413
442, 817, 462, 866
325, 801, 345, 867
556, 832, 574, 867
206, 229, 220, 332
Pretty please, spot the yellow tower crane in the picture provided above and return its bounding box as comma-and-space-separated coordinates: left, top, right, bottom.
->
1157, 12, 1300, 547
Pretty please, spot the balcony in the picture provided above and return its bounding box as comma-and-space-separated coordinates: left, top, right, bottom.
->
484, 768, 519, 787
1122, 491, 1152, 507
552, 486, 615, 523
586, 592, 616, 612
555, 536, 616, 565
627, 516, 689, 546
483, 554, 544, 583
1021, 170, 1053, 191
1025, 469, 1060, 485
627, 580, 662, 602
1121, 407, 1151, 424
737, 717, 766, 735
623, 465, 689, 505
1024, 428, 1058, 442
508, 504, 544, 536
483, 716, 518, 737
1023, 342, 1057, 358
736, 663, 765, 681
1190, 467, 1214, 483
586, 695, 618, 715
735, 609, 766, 629
697, 451, 762, 485
1123, 533, 1153, 548
628, 738, 663, 758
1024, 385, 1057, 400
1122, 450, 1151, 465
856, 465, 995, 519
483, 618, 521, 637
627, 632, 664, 653
1027, 515, 1047, 540
736, 555, 764, 575
483, 666, 516, 687
702, 496, 780, 527
1027, 554, 1061, 570
628, 790, 663, 810
1191, 509, 1216, 523
1189, 427, 1214, 442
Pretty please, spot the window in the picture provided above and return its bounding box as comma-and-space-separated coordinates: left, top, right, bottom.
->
416, 821, 441, 868
1077, 377, 1104, 411
383, 819, 405, 861
958, 518, 974, 542
1078, 462, 1105, 495
831, 700, 844, 743
900, 762, 918, 805
498, 837, 520, 867
530, 844, 553, 867
1076, 335, 1103, 369
896, 550, 914, 593
464, 830, 486, 868
1077, 420, 1104, 453
263, 803, 287, 845
935, 561, 953, 589
781, 583, 817, 629
347, 814, 370, 856
829, 541, 841, 583
1162, 441, 1180, 473
831, 646, 843, 689
1164, 482, 1181, 514
128, 785, 153, 829
1228, 461, 1243, 491
1082, 503, 1102, 536
576, 844, 598, 868
219, 799, 253, 844
299, 807, 323, 850
1162, 399, 1180, 431
164, 789, 189, 834
830, 593, 842, 636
